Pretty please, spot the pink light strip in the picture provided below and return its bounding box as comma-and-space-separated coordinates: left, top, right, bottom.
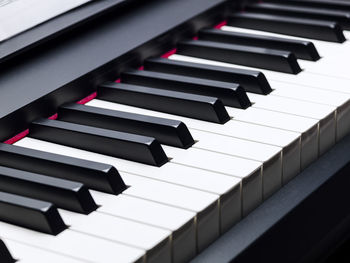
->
161, 48, 177, 58
4, 129, 29, 144
76, 91, 97, 105
213, 20, 227, 29
3, 92, 98, 144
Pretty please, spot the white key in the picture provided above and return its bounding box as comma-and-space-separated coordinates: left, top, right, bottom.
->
191, 129, 282, 198
14, 138, 221, 252
14, 137, 236, 238
92, 194, 196, 263
3, 238, 85, 263
0, 222, 145, 263
162, 146, 262, 216
248, 94, 336, 156
298, 58, 350, 81
268, 81, 350, 141
226, 106, 318, 171
59, 210, 171, 263
269, 80, 348, 106
87, 99, 301, 183
94, 162, 240, 234
122, 174, 220, 251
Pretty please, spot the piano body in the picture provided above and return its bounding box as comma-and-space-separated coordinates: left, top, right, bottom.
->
1, 0, 350, 262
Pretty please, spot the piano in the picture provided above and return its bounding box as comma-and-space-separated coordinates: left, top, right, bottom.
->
1, 0, 350, 262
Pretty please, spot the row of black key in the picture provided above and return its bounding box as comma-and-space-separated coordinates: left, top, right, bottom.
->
0, 101, 202, 232
95, 9, 342, 125
1, 59, 255, 233
0, 63, 258, 235
247, 2, 350, 30
228, 0, 348, 42
0, 142, 128, 234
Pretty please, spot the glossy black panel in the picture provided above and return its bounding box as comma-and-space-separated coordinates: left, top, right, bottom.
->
192, 133, 350, 263
0, 0, 227, 141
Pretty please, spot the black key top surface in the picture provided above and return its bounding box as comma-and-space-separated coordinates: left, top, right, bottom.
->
144, 57, 272, 94
267, 0, 350, 12
30, 118, 168, 167
59, 103, 194, 149
0, 239, 14, 263
0, 143, 126, 194
199, 28, 320, 61
177, 39, 302, 74
0, 191, 66, 235
98, 82, 230, 124
122, 70, 251, 108
228, 12, 346, 42
0, 166, 97, 214
247, 3, 350, 29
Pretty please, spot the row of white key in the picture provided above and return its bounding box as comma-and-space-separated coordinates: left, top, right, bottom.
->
13, 137, 236, 262
9, 102, 294, 262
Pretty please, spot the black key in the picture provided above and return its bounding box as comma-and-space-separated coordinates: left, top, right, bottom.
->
247, 3, 350, 30
59, 103, 194, 149
267, 0, 350, 12
144, 57, 272, 94
0, 166, 97, 214
198, 28, 320, 61
98, 82, 230, 124
0, 239, 14, 263
30, 118, 168, 167
228, 13, 346, 43
122, 70, 251, 108
177, 39, 302, 74
0, 143, 126, 195
0, 191, 66, 235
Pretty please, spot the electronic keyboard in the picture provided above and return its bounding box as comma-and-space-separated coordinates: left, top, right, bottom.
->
1, 0, 350, 262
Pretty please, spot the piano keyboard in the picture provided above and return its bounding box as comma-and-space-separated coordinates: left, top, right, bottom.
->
1, 0, 350, 262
